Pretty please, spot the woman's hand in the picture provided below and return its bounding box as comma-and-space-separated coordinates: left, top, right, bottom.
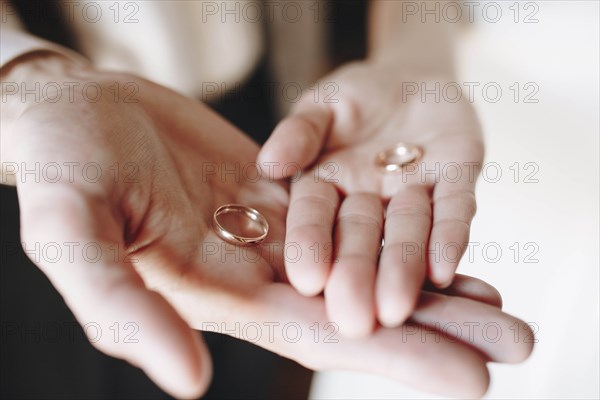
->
258, 62, 485, 336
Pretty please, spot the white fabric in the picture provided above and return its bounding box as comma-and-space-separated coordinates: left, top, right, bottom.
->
1, 0, 326, 104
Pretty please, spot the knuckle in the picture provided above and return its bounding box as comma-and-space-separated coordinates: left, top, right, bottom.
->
387, 204, 432, 220
291, 193, 337, 213
337, 213, 383, 232
436, 190, 477, 219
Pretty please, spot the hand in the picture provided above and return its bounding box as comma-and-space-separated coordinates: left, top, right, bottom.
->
2, 54, 529, 399
258, 61, 485, 336
2, 52, 289, 397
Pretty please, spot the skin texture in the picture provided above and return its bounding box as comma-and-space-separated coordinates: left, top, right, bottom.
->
1, 54, 531, 398
258, 62, 485, 337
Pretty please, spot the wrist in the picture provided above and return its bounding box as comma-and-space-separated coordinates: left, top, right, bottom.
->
361, 57, 456, 84
366, 50, 456, 78
0, 52, 96, 185
1, 51, 96, 118
2, 50, 93, 85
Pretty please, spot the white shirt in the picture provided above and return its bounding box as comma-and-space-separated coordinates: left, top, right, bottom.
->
0, 0, 328, 113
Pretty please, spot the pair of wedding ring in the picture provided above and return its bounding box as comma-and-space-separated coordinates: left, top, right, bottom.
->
212, 143, 422, 245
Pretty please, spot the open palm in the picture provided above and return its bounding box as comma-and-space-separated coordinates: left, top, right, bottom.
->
259, 62, 485, 336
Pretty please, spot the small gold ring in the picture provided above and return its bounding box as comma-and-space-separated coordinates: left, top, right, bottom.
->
375, 142, 423, 172
212, 204, 269, 246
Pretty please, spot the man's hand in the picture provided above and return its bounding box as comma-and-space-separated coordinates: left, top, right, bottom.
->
258, 62, 485, 336
2, 52, 290, 397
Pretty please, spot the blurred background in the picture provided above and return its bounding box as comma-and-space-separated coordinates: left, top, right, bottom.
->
311, 1, 600, 398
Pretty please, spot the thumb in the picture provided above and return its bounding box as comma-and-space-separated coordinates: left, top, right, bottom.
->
258, 100, 332, 180
17, 182, 212, 398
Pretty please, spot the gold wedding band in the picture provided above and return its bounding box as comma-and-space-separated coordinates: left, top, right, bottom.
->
375, 142, 423, 172
212, 204, 269, 246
